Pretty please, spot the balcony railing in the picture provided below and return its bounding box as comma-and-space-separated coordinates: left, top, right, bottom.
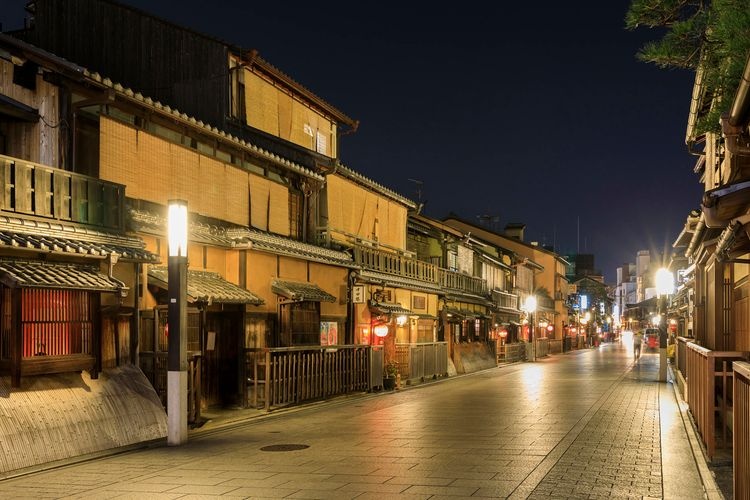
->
353, 244, 438, 283
492, 289, 518, 311
351, 244, 492, 297
439, 268, 487, 296
0, 154, 125, 230
538, 295, 555, 311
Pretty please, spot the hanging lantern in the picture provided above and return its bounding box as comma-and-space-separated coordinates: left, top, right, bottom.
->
373, 324, 389, 337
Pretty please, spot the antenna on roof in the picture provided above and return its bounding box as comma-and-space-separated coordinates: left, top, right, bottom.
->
407, 178, 423, 203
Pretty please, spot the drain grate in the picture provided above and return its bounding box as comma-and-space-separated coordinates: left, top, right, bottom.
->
260, 444, 309, 452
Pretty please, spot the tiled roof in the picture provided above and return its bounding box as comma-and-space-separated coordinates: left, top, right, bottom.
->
271, 280, 336, 303
334, 163, 416, 209
368, 300, 412, 316
148, 267, 263, 305
0, 215, 158, 263
128, 209, 235, 246
444, 292, 494, 308
79, 72, 324, 181
129, 209, 354, 267
0, 260, 125, 292
230, 229, 353, 267
356, 270, 443, 294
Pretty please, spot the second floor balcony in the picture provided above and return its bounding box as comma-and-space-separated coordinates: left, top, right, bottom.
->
492, 289, 519, 311
439, 268, 487, 296
0, 154, 125, 231
353, 244, 438, 283
351, 243, 490, 297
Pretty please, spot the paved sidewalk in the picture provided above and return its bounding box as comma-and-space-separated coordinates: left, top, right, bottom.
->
0, 342, 723, 499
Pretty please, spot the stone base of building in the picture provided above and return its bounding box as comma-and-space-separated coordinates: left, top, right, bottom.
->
0, 364, 167, 477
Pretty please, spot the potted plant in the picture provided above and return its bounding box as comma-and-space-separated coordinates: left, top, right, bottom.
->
383, 360, 398, 390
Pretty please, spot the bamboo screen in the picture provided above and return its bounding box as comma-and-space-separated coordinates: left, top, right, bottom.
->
99, 117, 249, 226
325, 174, 407, 250
244, 70, 335, 158
248, 173, 290, 235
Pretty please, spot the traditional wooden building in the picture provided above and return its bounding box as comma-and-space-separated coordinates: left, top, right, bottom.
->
0, 32, 169, 472
7, 0, 374, 403
407, 213, 522, 370
442, 215, 570, 353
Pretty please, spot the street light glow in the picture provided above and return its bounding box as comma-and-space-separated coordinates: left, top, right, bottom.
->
524, 295, 537, 313
655, 268, 674, 297
168, 200, 188, 257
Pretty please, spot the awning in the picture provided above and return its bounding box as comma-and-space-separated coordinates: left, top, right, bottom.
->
271, 279, 336, 303
0, 215, 159, 263
148, 267, 263, 305
702, 180, 750, 228
442, 307, 465, 320
0, 93, 39, 122
369, 300, 412, 316
716, 213, 750, 261
0, 260, 125, 292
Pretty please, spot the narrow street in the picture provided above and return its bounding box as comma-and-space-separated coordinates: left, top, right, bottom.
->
0, 344, 716, 499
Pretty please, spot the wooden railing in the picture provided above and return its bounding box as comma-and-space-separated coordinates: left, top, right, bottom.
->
245, 345, 372, 411
139, 351, 202, 425
492, 289, 519, 311
353, 245, 438, 283
685, 343, 747, 460
394, 342, 448, 383
734, 361, 750, 499
535, 338, 550, 357
0, 154, 125, 230
676, 336, 692, 379
496, 342, 526, 363
439, 268, 487, 295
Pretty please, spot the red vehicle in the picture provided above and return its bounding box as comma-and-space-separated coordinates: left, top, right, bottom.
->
644, 328, 660, 349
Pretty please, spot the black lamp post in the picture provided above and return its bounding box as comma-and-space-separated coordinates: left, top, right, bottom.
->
168, 199, 188, 445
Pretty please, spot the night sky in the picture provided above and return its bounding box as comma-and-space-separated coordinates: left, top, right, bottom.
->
0, 1, 704, 284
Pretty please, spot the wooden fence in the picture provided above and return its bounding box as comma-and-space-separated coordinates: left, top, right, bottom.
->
245, 345, 372, 411
496, 342, 526, 363
734, 361, 750, 499
685, 342, 747, 460
139, 351, 202, 425
394, 342, 448, 383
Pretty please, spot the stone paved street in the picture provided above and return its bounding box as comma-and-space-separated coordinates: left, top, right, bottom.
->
0, 342, 720, 499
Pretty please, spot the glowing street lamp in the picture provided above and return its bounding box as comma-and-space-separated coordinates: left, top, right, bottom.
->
167, 200, 188, 446
655, 267, 674, 382
524, 295, 537, 362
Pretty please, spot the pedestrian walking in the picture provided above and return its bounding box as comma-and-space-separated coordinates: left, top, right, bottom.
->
633, 330, 644, 360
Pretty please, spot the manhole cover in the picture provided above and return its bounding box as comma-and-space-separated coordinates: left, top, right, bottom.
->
260, 444, 309, 452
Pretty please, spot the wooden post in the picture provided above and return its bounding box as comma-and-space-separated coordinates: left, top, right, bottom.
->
11, 289, 21, 388
91, 293, 100, 379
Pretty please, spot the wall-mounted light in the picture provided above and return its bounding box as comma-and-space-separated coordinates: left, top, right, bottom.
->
396, 315, 407, 327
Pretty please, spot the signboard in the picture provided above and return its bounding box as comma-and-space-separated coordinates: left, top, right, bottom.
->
351, 285, 365, 304
580, 294, 589, 311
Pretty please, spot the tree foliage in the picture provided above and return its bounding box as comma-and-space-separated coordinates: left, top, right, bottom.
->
626, 0, 750, 134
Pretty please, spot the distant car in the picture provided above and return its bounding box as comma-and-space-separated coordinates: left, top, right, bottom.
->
644, 328, 660, 349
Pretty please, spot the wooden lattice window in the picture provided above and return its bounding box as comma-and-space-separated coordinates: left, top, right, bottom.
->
20, 289, 93, 357
279, 301, 320, 346
289, 190, 303, 240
